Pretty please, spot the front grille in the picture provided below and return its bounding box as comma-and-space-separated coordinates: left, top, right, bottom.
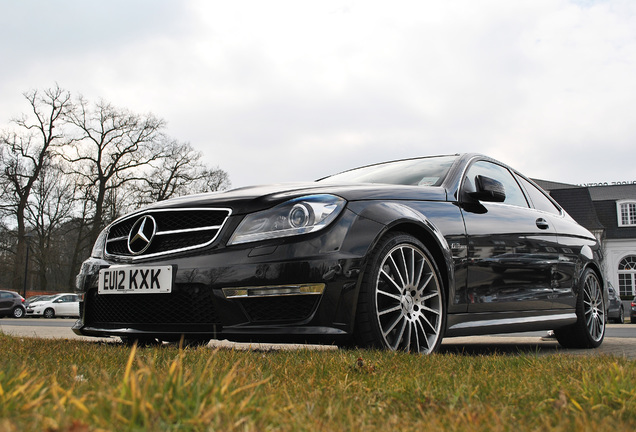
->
84, 284, 220, 326
239, 295, 320, 323
105, 208, 231, 259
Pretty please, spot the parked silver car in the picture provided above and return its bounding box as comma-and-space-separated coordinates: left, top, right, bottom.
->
26, 293, 80, 318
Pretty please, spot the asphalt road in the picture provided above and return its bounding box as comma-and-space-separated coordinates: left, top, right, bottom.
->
1, 318, 635, 358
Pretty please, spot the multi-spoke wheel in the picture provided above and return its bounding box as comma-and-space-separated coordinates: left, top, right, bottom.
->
354, 232, 445, 354
555, 268, 605, 348
582, 271, 605, 342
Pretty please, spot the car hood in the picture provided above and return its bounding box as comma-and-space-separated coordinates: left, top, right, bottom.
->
28, 301, 51, 307
144, 182, 449, 215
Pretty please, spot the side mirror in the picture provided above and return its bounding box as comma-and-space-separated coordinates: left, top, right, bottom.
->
470, 175, 506, 203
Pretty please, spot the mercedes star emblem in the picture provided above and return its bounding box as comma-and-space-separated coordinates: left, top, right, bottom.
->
127, 215, 157, 255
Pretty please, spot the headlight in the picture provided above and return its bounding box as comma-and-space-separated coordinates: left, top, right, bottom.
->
228, 194, 346, 245
91, 228, 108, 259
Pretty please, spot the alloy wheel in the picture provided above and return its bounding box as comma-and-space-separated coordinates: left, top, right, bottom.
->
583, 272, 605, 343
374, 243, 443, 354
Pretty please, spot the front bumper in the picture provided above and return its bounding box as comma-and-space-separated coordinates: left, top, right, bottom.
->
26, 307, 46, 316
74, 254, 363, 343
73, 209, 383, 343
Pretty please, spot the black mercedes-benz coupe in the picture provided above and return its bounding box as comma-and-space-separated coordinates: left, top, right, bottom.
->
74, 153, 607, 353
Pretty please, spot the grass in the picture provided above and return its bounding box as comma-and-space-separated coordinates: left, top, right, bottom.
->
1, 333, 635, 431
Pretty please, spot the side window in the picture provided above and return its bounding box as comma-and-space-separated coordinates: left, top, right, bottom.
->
517, 176, 562, 215
464, 161, 529, 208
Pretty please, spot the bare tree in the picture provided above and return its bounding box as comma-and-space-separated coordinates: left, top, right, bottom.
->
0, 222, 17, 290
197, 166, 231, 193
0, 87, 233, 292
133, 139, 231, 205
62, 193, 94, 290
63, 96, 166, 246
25, 163, 76, 291
0, 85, 71, 291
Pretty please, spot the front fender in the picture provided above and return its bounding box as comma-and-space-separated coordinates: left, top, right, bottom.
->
351, 201, 452, 251
345, 200, 467, 314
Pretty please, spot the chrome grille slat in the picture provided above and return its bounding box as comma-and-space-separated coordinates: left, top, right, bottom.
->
158, 225, 224, 236
105, 207, 231, 260
107, 236, 127, 242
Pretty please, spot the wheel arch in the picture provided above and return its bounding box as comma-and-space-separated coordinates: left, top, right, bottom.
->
568, 260, 604, 296
585, 261, 604, 286
584, 261, 607, 307
373, 220, 454, 304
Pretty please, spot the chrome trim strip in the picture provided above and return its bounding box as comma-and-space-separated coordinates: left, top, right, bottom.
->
222, 284, 326, 299
448, 313, 576, 330
156, 225, 224, 236
106, 224, 225, 243
107, 235, 127, 243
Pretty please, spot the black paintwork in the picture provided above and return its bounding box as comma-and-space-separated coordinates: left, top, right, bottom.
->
73, 153, 605, 344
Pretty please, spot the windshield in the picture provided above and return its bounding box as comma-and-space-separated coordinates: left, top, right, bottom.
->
318, 155, 457, 186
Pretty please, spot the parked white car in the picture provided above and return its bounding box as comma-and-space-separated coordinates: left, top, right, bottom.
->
26, 293, 80, 318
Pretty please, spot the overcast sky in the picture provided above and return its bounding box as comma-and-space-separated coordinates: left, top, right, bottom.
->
1, 0, 635, 188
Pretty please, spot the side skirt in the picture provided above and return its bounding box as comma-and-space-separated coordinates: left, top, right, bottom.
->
445, 310, 577, 337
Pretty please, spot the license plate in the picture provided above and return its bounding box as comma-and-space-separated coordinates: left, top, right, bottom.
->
98, 265, 173, 294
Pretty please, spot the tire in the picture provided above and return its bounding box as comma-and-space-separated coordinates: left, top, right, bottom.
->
354, 232, 446, 354
609, 306, 624, 324
12, 307, 25, 319
555, 268, 605, 348
43, 308, 55, 319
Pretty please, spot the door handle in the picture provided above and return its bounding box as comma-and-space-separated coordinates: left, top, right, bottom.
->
536, 218, 550, 230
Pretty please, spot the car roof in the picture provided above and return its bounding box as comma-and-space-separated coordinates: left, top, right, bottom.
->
33, 293, 76, 300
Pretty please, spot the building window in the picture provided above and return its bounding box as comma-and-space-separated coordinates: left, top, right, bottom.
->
617, 201, 636, 226
618, 255, 636, 297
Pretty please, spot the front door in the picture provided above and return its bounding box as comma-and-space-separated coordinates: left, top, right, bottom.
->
460, 160, 560, 312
